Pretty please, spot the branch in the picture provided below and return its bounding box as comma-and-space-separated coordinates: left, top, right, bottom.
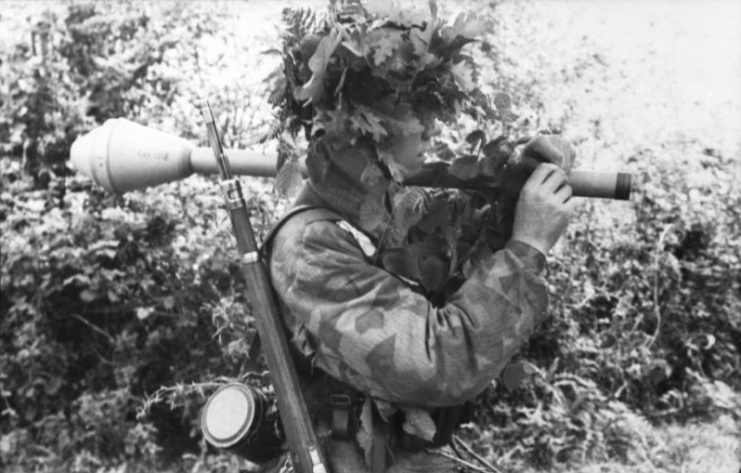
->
452, 435, 505, 473
647, 224, 673, 348
427, 449, 492, 473
70, 313, 115, 345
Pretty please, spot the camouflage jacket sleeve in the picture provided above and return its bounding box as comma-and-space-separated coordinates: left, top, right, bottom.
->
269, 216, 548, 407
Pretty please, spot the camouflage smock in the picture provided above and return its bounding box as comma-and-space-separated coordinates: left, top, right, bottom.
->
268, 209, 549, 408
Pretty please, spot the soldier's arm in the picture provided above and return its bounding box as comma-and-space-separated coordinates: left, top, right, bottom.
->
272, 164, 571, 407
271, 217, 548, 407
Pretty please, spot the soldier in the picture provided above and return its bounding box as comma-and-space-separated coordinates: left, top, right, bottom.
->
264, 3, 575, 472
267, 137, 573, 473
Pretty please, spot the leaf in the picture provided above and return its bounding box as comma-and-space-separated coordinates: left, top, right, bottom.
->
448, 154, 479, 180
63, 274, 91, 288
465, 129, 486, 153
415, 197, 451, 233
500, 360, 543, 392
294, 30, 341, 103
410, 20, 440, 69
493, 92, 512, 111
402, 407, 436, 442
294, 74, 323, 105
360, 163, 387, 192
356, 397, 374, 467
80, 289, 97, 303
276, 158, 304, 198
320, 109, 358, 147
341, 38, 364, 57
461, 259, 473, 278
358, 194, 389, 234
449, 12, 487, 39
493, 93, 519, 122
349, 105, 388, 141
306, 146, 331, 181
368, 29, 404, 66
163, 296, 175, 310
480, 137, 512, 177
136, 307, 154, 320
307, 30, 341, 76
419, 255, 447, 291
374, 100, 425, 136
365, 0, 432, 26
394, 186, 428, 220
429, 0, 438, 19
450, 60, 474, 92
384, 187, 427, 246
374, 399, 397, 421
88, 239, 119, 253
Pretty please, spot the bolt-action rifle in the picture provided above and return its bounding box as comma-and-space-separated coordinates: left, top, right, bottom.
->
197, 103, 328, 473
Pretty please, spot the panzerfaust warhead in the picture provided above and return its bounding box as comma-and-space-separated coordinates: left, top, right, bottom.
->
70, 118, 632, 200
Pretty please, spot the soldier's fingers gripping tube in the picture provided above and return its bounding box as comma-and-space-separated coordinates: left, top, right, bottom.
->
201, 383, 284, 463
516, 137, 631, 200
516, 154, 632, 200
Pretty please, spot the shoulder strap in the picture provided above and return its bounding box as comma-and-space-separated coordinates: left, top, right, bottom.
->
260, 205, 343, 260
261, 204, 381, 263
249, 205, 342, 366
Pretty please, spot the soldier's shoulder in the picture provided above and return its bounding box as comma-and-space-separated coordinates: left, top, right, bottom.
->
273, 208, 344, 245
270, 207, 367, 263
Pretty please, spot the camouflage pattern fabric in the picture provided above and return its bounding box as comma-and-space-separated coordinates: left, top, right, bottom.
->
264, 442, 461, 473
269, 210, 549, 408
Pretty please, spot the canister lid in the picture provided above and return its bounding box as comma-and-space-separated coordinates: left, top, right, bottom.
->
201, 383, 255, 448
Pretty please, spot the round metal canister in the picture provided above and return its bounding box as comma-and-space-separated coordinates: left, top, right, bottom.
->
201, 383, 284, 463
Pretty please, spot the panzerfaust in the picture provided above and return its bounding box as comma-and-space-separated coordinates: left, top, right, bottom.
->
70, 118, 632, 199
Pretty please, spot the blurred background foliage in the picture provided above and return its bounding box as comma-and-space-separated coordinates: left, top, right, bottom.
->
1, 1, 739, 472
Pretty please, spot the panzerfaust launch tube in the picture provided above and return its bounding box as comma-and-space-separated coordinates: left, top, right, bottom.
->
70, 118, 632, 199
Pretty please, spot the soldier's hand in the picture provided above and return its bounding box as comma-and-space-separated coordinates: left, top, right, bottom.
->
520, 135, 575, 172
511, 163, 574, 255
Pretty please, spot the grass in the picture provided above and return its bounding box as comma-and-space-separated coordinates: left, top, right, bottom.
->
495, 416, 741, 473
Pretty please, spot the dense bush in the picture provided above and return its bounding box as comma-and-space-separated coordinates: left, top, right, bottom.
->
460, 4, 741, 467
462, 140, 741, 469
0, 165, 260, 467
1, 1, 738, 472
0, 3, 277, 471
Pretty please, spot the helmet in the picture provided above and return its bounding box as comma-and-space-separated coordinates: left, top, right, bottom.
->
267, 0, 492, 235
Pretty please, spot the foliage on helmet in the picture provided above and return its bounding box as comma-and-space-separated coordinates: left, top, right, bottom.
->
266, 0, 496, 181
267, 0, 523, 303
